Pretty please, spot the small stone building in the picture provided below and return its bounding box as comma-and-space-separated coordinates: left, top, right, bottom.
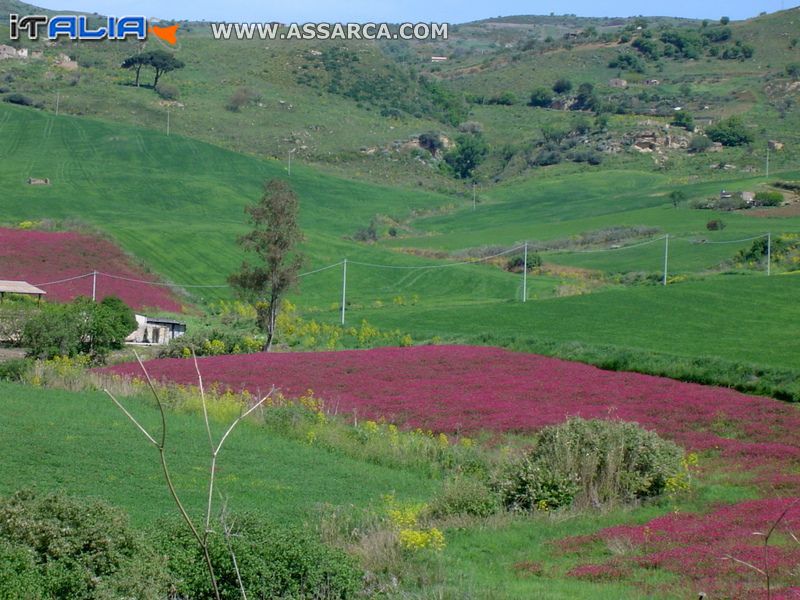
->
126, 314, 186, 345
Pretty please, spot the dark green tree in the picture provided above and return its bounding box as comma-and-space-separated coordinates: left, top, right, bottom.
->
444, 134, 488, 179
146, 50, 185, 89
229, 180, 305, 351
21, 296, 136, 362
121, 53, 148, 87
706, 116, 753, 146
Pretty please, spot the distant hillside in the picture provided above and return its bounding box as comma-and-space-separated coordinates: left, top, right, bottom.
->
0, 7, 798, 190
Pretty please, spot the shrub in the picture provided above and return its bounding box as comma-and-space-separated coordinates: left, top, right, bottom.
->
507, 253, 542, 272
153, 516, 362, 599
155, 83, 179, 100
353, 220, 378, 242
552, 78, 572, 94
688, 135, 712, 153
532, 148, 562, 166
225, 87, 259, 112
418, 131, 444, 154
487, 91, 517, 105
457, 120, 484, 134
21, 296, 135, 362
706, 116, 753, 146
495, 418, 685, 511
671, 110, 694, 131
158, 328, 263, 358
428, 476, 500, 518
720, 16, 730, 25
3, 93, 34, 106
754, 191, 784, 206
706, 219, 726, 231
608, 52, 646, 73
787, 64, 800, 79
528, 87, 553, 107
0, 358, 32, 382
0, 490, 167, 599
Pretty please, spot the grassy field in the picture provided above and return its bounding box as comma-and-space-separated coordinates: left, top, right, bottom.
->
1, 102, 560, 310
0, 381, 436, 526
0, 379, 766, 598
356, 274, 800, 370
3, 101, 800, 371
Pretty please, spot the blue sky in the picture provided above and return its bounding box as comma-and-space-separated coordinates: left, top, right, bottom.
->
32, 1, 789, 23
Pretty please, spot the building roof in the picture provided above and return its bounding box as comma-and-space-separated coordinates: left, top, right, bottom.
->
0, 280, 47, 295
146, 317, 186, 326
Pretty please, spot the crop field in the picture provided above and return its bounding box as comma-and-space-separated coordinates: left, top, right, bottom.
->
99, 345, 800, 595
0, 381, 435, 526
3, 4, 800, 597
0, 227, 184, 311
103, 345, 800, 463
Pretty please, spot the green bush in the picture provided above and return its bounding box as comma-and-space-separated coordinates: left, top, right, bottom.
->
155, 83, 179, 100
444, 134, 488, 179
0, 490, 167, 600
688, 135, 712, 153
754, 191, 783, 206
528, 87, 553, 107
3, 93, 34, 106
0, 358, 32, 381
153, 516, 362, 599
507, 253, 543, 271
608, 52, 646, 73
495, 418, 685, 511
671, 110, 694, 131
428, 476, 500, 518
706, 219, 726, 231
157, 327, 263, 357
21, 296, 136, 362
0, 540, 45, 599
552, 78, 572, 94
706, 116, 753, 146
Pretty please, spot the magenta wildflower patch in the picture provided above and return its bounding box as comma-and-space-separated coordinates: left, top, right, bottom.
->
0, 228, 183, 312
560, 498, 800, 596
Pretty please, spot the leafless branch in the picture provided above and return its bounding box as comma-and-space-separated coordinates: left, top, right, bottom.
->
103, 389, 157, 446
722, 554, 766, 576
220, 498, 248, 600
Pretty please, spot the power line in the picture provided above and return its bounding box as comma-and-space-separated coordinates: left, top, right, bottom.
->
349, 245, 525, 270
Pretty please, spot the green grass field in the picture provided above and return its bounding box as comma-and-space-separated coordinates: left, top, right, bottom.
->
357, 274, 800, 370
0, 380, 762, 598
3, 101, 800, 373
0, 381, 435, 526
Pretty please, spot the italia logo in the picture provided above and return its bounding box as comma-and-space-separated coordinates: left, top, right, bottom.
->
8, 14, 179, 45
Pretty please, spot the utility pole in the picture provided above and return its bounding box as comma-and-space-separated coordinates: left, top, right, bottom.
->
55, 91, 60, 116
522, 243, 528, 302
766, 143, 770, 179
92, 270, 97, 301
663, 235, 669, 286
767, 232, 772, 276
288, 148, 295, 176
472, 182, 477, 211
166, 110, 170, 136
340, 259, 347, 325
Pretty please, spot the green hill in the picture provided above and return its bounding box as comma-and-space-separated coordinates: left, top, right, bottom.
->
1, 8, 798, 189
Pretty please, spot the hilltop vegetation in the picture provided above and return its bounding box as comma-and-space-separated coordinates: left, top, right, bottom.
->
0, 4, 799, 189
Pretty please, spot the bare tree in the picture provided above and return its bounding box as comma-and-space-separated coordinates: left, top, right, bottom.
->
104, 350, 273, 599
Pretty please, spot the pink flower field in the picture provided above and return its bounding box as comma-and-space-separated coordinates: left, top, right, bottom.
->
562, 498, 800, 597
105, 345, 800, 468
0, 228, 183, 312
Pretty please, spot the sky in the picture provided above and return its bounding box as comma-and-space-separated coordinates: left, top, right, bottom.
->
31, 1, 791, 24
